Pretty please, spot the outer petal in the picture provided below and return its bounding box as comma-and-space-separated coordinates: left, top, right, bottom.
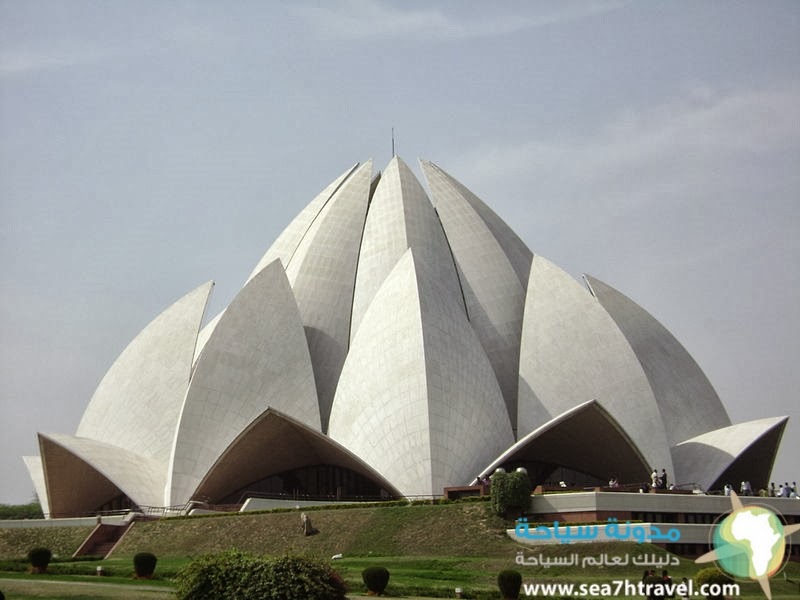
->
329, 249, 514, 497
351, 156, 463, 341
193, 408, 401, 503
584, 275, 731, 445
22, 456, 50, 517
420, 160, 533, 287
284, 161, 373, 431
37, 433, 164, 517
421, 160, 531, 433
167, 260, 319, 505
192, 310, 224, 368
76, 282, 213, 465
518, 255, 673, 475
477, 399, 650, 486
246, 163, 360, 281
671, 417, 787, 492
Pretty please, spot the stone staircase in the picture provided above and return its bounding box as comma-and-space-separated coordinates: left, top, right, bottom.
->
72, 522, 131, 559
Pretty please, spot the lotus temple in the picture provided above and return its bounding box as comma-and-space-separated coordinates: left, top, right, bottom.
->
24, 157, 788, 518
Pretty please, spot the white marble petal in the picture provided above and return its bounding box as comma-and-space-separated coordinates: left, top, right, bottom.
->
584, 275, 731, 445
421, 160, 529, 433
76, 282, 213, 465
519, 255, 673, 475
330, 249, 513, 497
167, 260, 319, 505
38, 433, 165, 515
671, 417, 787, 491
285, 161, 372, 432
351, 156, 463, 341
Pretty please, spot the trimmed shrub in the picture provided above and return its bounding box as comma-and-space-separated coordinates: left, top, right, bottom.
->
133, 552, 158, 579
643, 574, 664, 588
694, 567, 733, 600
27, 547, 52, 573
174, 550, 249, 599
497, 569, 522, 599
507, 470, 532, 511
268, 555, 346, 599
175, 551, 346, 600
490, 470, 509, 516
490, 469, 532, 517
362, 566, 390, 595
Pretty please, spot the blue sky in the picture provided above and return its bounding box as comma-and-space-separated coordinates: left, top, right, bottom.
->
1, 1, 798, 504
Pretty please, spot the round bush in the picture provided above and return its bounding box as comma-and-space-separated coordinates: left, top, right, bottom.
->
133, 552, 158, 578
175, 551, 346, 600
497, 569, 522, 599
27, 547, 52, 573
694, 567, 733, 600
362, 566, 390, 595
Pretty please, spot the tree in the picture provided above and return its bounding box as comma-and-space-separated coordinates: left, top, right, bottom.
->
0, 501, 44, 520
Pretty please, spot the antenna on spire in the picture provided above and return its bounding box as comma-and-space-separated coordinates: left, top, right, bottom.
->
391, 127, 395, 157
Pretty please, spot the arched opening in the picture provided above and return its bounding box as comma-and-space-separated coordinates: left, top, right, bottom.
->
217, 464, 392, 504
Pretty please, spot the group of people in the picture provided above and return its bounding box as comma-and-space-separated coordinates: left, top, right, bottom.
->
649, 468, 670, 491
722, 480, 798, 498
723, 481, 753, 496
607, 469, 672, 492
769, 481, 798, 498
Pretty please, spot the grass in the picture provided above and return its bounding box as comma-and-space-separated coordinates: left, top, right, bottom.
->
335, 555, 511, 597
3, 551, 799, 599
2, 500, 800, 598
0, 526, 94, 559
109, 501, 513, 559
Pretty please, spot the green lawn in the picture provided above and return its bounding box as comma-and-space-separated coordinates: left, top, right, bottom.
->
3, 550, 799, 599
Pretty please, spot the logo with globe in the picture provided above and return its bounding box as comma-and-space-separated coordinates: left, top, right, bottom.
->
696, 492, 800, 599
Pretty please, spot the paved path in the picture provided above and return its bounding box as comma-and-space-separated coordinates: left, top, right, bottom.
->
0, 577, 173, 598
0, 577, 445, 599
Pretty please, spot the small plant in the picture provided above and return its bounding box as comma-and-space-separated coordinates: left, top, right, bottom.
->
27, 547, 52, 574
133, 551, 158, 579
497, 569, 522, 600
362, 566, 390, 595
694, 567, 733, 600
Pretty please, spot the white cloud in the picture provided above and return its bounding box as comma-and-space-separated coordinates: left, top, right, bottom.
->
0, 48, 103, 74
439, 81, 800, 298
293, 0, 627, 41
0, 22, 224, 76
452, 82, 800, 212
